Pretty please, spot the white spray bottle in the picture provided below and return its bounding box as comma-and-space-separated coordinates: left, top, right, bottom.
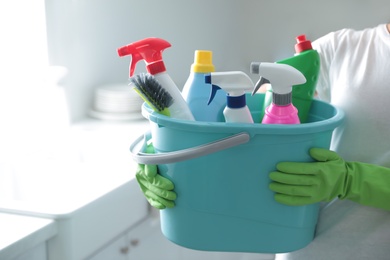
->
117, 38, 195, 121
205, 71, 254, 123
250, 62, 306, 124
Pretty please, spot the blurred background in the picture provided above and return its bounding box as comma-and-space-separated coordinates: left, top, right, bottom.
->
0, 1, 389, 259
1, 0, 388, 123
1, 0, 389, 209
43, 0, 390, 121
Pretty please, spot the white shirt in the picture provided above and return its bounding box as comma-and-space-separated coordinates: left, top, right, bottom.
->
315, 24, 390, 166
277, 24, 390, 260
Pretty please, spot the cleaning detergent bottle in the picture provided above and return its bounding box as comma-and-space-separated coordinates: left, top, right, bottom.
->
260, 35, 320, 123
117, 37, 195, 121
182, 50, 225, 122
205, 71, 254, 123
251, 62, 306, 124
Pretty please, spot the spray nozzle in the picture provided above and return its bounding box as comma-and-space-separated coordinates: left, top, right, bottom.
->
117, 37, 171, 76
250, 62, 271, 95
250, 62, 306, 94
205, 71, 254, 105
250, 62, 306, 105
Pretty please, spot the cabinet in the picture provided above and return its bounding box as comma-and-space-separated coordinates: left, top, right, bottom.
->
88, 214, 275, 260
88, 216, 180, 260
87, 235, 128, 260
14, 243, 47, 260
125, 217, 179, 259
0, 213, 55, 260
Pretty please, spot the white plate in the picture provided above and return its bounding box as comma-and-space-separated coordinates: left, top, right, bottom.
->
88, 109, 144, 121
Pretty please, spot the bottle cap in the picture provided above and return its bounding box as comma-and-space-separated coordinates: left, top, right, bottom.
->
191, 50, 215, 73
295, 35, 313, 53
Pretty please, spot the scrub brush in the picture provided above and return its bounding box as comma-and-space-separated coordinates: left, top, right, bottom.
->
130, 73, 173, 117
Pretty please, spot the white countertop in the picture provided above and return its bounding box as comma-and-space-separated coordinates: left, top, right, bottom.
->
0, 117, 150, 219
0, 117, 150, 259
0, 212, 57, 260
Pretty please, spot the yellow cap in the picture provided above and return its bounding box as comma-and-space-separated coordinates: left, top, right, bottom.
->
191, 50, 215, 73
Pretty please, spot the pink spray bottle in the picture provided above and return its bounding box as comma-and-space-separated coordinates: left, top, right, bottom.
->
250, 62, 306, 124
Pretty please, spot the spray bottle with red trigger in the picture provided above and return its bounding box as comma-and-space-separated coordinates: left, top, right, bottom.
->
117, 38, 195, 121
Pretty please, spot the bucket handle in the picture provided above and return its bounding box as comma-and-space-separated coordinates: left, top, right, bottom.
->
130, 131, 250, 165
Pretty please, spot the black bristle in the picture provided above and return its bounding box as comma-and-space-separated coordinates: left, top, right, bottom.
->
130, 73, 174, 112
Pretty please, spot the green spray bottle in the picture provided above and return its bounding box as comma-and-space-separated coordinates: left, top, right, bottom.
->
260, 35, 320, 123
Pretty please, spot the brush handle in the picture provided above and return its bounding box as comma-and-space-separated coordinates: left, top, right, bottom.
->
154, 72, 195, 121
130, 131, 250, 165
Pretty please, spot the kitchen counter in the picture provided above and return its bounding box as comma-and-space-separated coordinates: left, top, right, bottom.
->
0, 117, 151, 259
0, 117, 150, 218
0, 213, 57, 260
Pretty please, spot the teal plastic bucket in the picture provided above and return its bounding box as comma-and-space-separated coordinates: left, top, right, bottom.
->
130, 93, 344, 253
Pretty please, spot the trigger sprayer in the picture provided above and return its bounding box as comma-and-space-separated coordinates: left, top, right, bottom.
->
205, 71, 254, 123
250, 62, 306, 124
117, 37, 195, 121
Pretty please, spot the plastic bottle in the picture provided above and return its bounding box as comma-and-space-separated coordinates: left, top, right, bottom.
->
260, 35, 320, 123
250, 62, 306, 124
182, 50, 225, 122
205, 71, 254, 123
117, 37, 195, 121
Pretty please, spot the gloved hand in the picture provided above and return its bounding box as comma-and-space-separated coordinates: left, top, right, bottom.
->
269, 148, 390, 211
135, 143, 176, 209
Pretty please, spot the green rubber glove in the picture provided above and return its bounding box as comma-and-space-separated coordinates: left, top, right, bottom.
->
135, 143, 176, 209
269, 148, 390, 211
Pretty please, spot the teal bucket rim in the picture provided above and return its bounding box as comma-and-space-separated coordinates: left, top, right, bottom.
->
141, 98, 345, 135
